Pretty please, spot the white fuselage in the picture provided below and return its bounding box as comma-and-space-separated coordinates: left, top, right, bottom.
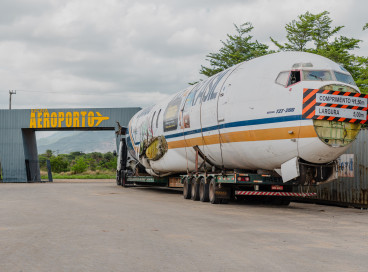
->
127, 52, 361, 176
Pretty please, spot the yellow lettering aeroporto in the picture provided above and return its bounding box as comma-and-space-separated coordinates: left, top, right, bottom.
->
29, 109, 110, 129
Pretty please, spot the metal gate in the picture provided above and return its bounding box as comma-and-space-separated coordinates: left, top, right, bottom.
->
303, 129, 368, 207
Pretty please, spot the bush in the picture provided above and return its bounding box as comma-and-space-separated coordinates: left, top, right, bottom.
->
71, 157, 88, 174
50, 156, 69, 173
38, 150, 117, 175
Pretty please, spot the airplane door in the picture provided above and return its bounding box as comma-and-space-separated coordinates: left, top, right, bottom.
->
216, 83, 230, 168
180, 87, 198, 171
217, 84, 229, 124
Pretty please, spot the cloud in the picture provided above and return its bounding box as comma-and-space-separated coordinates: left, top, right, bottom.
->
0, 0, 367, 110
0, 0, 52, 24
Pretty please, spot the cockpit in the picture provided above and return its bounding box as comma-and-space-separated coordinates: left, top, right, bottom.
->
275, 66, 356, 87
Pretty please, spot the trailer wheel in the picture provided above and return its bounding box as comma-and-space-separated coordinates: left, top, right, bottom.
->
199, 178, 209, 202
183, 177, 192, 199
191, 178, 200, 201
209, 179, 220, 204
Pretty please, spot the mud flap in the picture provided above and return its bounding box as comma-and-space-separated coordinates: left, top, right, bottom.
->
215, 186, 231, 200
281, 157, 300, 183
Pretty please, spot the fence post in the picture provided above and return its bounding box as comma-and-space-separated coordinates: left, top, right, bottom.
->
47, 160, 53, 182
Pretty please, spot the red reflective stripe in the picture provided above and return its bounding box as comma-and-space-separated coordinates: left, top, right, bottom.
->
235, 191, 317, 197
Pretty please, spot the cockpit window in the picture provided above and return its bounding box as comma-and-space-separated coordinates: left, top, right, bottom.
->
334, 71, 356, 86
287, 71, 301, 86
303, 70, 332, 81
275, 71, 289, 86
275, 71, 301, 87
276, 69, 357, 88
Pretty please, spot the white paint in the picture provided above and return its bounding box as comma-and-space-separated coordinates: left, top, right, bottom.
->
281, 157, 300, 183
338, 154, 355, 178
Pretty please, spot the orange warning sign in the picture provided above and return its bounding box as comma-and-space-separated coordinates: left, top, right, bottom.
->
302, 89, 368, 124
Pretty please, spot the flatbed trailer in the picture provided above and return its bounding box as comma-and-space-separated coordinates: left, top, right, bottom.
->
116, 131, 316, 205
118, 170, 317, 205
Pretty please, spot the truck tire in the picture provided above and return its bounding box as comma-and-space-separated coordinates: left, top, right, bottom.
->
209, 179, 220, 204
121, 171, 128, 187
183, 177, 191, 199
191, 178, 200, 201
199, 178, 209, 202
116, 171, 121, 186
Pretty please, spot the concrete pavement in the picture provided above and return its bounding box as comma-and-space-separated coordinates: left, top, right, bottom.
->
0, 182, 367, 272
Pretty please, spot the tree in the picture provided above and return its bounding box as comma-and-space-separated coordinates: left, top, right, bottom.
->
71, 157, 88, 174
38, 155, 48, 170
354, 56, 368, 92
50, 156, 69, 173
200, 22, 270, 77
271, 11, 368, 93
198, 14, 368, 93
38, 151, 117, 174
359, 23, 368, 91
270, 11, 344, 51
45, 149, 53, 159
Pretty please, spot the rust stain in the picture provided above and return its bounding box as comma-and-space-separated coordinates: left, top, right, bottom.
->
361, 189, 368, 205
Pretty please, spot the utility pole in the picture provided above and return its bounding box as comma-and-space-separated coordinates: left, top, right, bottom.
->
9, 90, 16, 110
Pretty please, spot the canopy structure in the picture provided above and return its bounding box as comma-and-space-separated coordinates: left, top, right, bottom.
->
0, 107, 140, 182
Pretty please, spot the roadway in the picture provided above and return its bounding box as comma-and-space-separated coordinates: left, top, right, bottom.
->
0, 181, 367, 272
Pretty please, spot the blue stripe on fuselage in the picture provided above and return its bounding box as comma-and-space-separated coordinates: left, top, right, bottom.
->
134, 114, 302, 145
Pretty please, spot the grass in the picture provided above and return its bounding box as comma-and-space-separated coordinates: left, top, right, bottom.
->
40, 170, 116, 179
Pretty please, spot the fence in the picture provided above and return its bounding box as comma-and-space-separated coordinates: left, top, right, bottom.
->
302, 129, 368, 207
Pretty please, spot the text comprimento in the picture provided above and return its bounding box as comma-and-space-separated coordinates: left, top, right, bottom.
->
316, 93, 367, 107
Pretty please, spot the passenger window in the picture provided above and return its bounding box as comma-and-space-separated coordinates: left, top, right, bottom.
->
287, 71, 301, 86
275, 71, 290, 86
156, 109, 161, 128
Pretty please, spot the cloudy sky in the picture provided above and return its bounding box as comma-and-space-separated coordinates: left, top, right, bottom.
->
1, 0, 367, 110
